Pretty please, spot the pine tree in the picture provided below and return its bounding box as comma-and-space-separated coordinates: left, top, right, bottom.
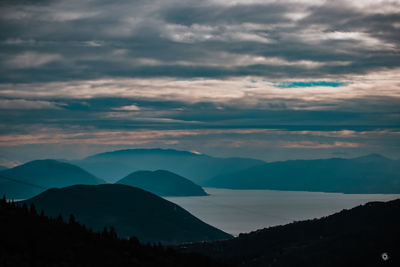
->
69, 214, 76, 225
30, 203, 37, 215
109, 226, 117, 239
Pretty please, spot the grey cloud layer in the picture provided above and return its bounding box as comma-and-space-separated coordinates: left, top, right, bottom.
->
1, 0, 400, 82
0, 0, 400, 163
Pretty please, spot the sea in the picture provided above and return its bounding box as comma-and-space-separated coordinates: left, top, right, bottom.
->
165, 188, 400, 236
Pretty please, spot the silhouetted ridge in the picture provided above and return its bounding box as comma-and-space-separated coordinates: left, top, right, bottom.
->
352, 153, 390, 162
0, 198, 230, 267
73, 148, 264, 183
23, 184, 232, 244
116, 170, 207, 196
0, 159, 105, 199
182, 198, 400, 267
206, 154, 400, 193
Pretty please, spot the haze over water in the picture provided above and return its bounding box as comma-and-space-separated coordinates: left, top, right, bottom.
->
166, 188, 400, 236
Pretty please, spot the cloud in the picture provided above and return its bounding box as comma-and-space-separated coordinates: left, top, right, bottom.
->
0, 0, 399, 161
112, 104, 141, 111
279, 141, 362, 149
0, 0, 399, 82
0, 69, 399, 107
0, 127, 395, 147
5, 52, 62, 69
0, 99, 63, 109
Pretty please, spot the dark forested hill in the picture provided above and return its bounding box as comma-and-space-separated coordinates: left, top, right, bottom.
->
23, 184, 232, 244
116, 170, 207, 196
181, 198, 400, 267
206, 154, 400, 193
0, 159, 105, 199
0, 198, 230, 267
72, 148, 264, 183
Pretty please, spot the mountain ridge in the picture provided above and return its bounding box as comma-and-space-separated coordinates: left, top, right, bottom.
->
73, 148, 265, 183
0, 197, 229, 267
23, 184, 232, 244
116, 170, 207, 196
0, 159, 105, 199
181, 198, 400, 266
206, 153, 400, 193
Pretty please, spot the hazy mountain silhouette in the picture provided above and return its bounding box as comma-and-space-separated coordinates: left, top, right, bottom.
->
23, 184, 232, 244
116, 170, 207, 196
0, 165, 8, 171
0, 198, 229, 267
72, 148, 264, 183
206, 154, 400, 193
182, 198, 400, 267
0, 159, 105, 199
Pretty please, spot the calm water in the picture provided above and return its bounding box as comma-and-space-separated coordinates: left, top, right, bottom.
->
165, 188, 400, 236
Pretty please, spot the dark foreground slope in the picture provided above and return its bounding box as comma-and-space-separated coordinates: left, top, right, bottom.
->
182, 198, 400, 267
206, 154, 400, 193
73, 148, 264, 183
23, 184, 232, 244
116, 170, 207, 196
0, 199, 229, 267
0, 159, 105, 199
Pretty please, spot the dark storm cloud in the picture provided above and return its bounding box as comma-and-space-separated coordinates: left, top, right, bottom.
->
0, 0, 399, 82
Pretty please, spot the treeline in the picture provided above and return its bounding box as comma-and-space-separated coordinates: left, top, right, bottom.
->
181, 199, 400, 267
0, 196, 231, 267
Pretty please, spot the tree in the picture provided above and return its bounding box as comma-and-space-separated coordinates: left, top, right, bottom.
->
30, 203, 37, 215
109, 226, 117, 239
69, 214, 76, 225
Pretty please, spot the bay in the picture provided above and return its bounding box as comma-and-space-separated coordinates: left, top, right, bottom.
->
165, 188, 400, 236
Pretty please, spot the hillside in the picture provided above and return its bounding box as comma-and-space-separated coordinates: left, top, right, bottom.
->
206, 154, 400, 193
0, 198, 229, 267
116, 170, 207, 196
23, 184, 232, 244
0, 165, 7, 171
0, 159, 105, 199
182, 198, 400, 267
72, 148, 264, 183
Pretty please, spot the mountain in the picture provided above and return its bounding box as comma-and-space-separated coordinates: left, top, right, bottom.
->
0, 165, 8, 171
0, 198, 229, 267
205, 154, 400, 193
182, 198, 400, 267
116, 170, 207, 196
23, 184, 232, 244
72, 148, 265, 183
0, 159, 105, 199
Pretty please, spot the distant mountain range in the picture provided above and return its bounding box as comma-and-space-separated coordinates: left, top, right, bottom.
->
116, 170, 207, 196
205, 154, 400, 193
182, 198, 400, 267
0, 160, 105, 199
23, 184, 232, 244
72, 148, 265, 183
2, 151, 399, 198
0, 165, 8, 171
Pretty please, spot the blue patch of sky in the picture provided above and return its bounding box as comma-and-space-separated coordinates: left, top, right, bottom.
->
274, 81, 348, 88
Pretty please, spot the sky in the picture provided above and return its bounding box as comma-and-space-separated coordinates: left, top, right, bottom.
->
0, 0, 399, 166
